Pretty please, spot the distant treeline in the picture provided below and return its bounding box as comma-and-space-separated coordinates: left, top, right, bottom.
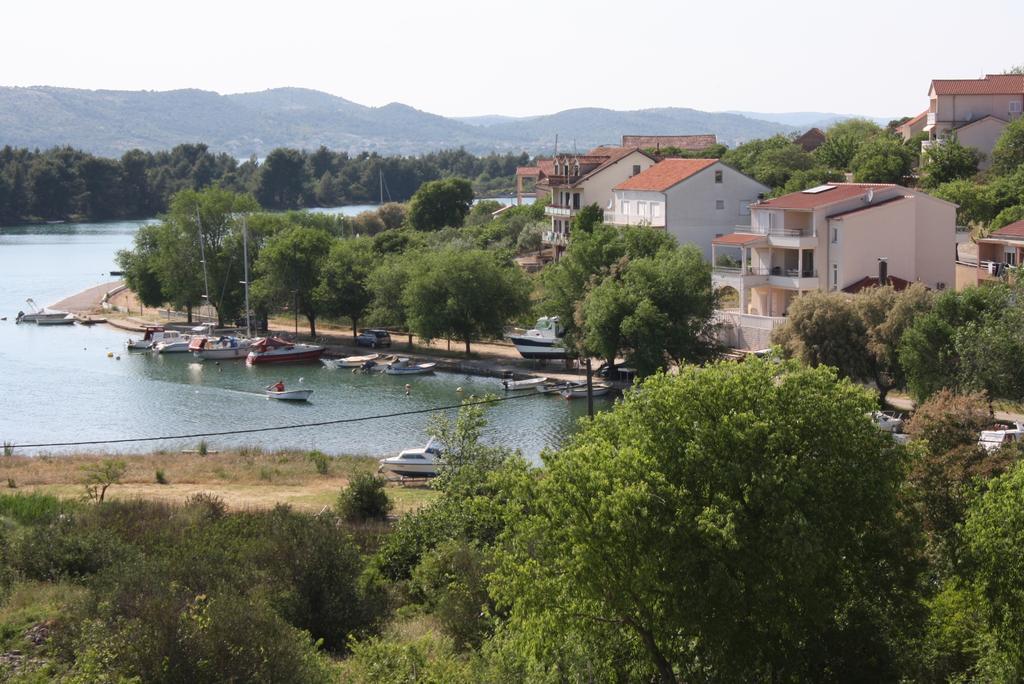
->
0, 144, 531, 225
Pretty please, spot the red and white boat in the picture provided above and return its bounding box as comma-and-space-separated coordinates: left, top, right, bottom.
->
189, 335, 253, 360
245, 336, 326, 365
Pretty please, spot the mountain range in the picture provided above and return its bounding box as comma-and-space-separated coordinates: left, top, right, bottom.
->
0, 86, 885, 158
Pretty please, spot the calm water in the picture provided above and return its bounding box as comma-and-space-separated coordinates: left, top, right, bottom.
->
0, 211, 591, 459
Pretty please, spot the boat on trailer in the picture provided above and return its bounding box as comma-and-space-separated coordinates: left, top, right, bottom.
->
378, 439, 443, 478
507, 316, 568, 360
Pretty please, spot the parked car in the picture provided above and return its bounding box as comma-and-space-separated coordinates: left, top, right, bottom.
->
356, 329, 392, 348
595, 362, 637, 383
978, 423, 1024, 452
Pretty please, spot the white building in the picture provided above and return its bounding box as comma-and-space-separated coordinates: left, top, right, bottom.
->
606, 159, 768, 259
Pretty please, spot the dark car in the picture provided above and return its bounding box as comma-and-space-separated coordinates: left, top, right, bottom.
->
356, 329, 392, 348
595, 362, 637, 383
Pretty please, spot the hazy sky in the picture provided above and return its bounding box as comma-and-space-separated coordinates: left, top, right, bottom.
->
4, 0, 1021, 119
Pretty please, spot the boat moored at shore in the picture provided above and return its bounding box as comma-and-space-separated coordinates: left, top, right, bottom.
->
322, 353, 379, 369
246, 337, 326, 365
383, 358, 437, 375
190, 335, 253, 360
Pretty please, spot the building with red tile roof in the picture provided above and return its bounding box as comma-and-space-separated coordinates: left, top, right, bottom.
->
923, 74, 1024, 169
711, 182, 956, 342
621, 134, 718, 151
897, 110, 929, 142
971, 219, 1024, 287
606, 159, 768, 259
794, 128, 826, 152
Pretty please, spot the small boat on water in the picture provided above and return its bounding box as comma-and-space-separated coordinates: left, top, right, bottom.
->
560, 382, 612, 399
246, 336, 326, 365
35, 313, 77, 326
378, 439, 443, 478
501, 376, 548, 390
153, 332, 193, 353
15, 299, 72, 324
126, 326, 168, 350
322, 353, 379, 369
383, 358, 437, 375
537, 380, 584, 394
190, 335, 253, 360
508, 316, 569, 360
265, 386, 314, 401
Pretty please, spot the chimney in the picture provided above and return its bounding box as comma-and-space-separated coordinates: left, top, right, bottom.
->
878, 257, 888, 286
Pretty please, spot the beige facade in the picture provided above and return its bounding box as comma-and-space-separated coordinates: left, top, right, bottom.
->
711, 184, 956, 323
924, 75, 1024, 166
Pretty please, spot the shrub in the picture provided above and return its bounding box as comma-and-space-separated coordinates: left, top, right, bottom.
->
336, 474, 392, 523
906, 389, 992, 454
0, 493, 66, 526
14, 519, 122, 581
307, 450, 330, 476
411, 539, 493, 649
184, 492, 227, 520
154, 469, 168, 485
196, 440, 208, 456
81, 459, 127, 503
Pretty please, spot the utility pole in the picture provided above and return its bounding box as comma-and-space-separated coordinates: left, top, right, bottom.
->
586, 357, 594, 420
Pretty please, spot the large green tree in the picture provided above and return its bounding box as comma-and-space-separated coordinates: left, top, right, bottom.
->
315, 236, 375, 338
990, 117, 1024, 176
851, 135, 916, 183
920, 135, 981, 189
252, 227, 334, 337
401, 249, 531, 354
406, 177, 474, 231
490, 360, 922, 682
256, 148, 309, 209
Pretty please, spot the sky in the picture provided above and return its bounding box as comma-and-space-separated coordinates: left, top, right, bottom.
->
3, 0, 1022, 119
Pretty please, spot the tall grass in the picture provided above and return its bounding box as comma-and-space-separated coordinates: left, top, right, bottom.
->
0, 492, 68, 525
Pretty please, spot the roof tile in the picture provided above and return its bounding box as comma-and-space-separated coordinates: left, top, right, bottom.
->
931, 74, 1024, 96
756, 183, 894, 211
614, 159, 718, 192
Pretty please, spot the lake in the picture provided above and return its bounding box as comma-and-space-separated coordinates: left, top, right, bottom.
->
0, 208, 591, 460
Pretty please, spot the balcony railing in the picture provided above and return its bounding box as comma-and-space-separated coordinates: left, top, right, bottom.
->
713, 265, 769, 276
545, 204, 575, 218
604, 212, 666, 227
542, 230, 568, 246
770, 268, 818, 278
745, 224, 813, 237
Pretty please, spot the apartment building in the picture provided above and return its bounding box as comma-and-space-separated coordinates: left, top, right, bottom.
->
604, 159, 768, 259
924, 74, 1024, 167
968, 219, 1024, 286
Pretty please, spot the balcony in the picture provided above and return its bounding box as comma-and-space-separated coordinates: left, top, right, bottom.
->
767, 268, 819, 290
604, 211, 666, 227
712, 265, 769, 290
743, 224, 812, 238
542, 230, 568, 247
927, 112, 936, 126
544, 204, 575, 218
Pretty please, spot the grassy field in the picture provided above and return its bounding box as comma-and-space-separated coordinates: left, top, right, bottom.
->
0, 448, 438, 514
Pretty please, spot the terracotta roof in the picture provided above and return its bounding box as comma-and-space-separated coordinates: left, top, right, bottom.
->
826, 196, 909, 219
988, 219, 1024, 239
755, 183, 894, 211
621, 134, 718, 150
515, 166, 540, 176
711, 232, 766, 246
931, 74, 1024, 96
614, 159, 719, 192
842, 275, 915, 294
902, 110, 928, 127
537, 159, 555, 175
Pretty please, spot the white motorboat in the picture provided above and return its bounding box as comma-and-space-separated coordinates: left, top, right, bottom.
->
508, 316, 568, 360
383, 358, 437, 375
870, 410, 906, 434
560, 382, 612, 399
378, 439, 443, 478
246, 337, 326, 365
537, 380, 584, 394
322, 353, 379, 369
153, 333, 193, 353
501, 376, 548, 390
15, 299, 71, 324
35, 313, 76, 326
190, 335, 253, 360
265, 386, 314, 401
127, 326, 166, 350
978, 423, 1024, 452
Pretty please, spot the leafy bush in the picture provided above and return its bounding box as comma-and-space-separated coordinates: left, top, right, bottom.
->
154, 469, 168, 485
14, 519, 123, 581
0, 493, 68, 526
411, 539, 492, 649
307, 450, 330, 475
336, 474, 392, 523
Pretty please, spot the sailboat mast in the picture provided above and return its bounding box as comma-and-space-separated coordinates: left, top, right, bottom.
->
379, 169, 383, 205
242, 215, 252, 338
195, 207, 211, 323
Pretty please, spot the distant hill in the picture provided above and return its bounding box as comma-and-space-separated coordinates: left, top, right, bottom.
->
0, 86, 813, 157
725, 111, 893, 130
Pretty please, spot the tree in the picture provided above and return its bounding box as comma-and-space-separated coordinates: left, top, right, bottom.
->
851, 135, 916, 183
991, 117, 1024, 176
570, 203, 603, 234
576, 246, 718, 376
116, 224, 166, 309
905, 388, 993, 455
814, 132, 862, 169
933, 179, 997, 227
990, 204, 1024, 231
82, 459, 127, 503
401, 249, 531, 354
252, 227, 334, 337
490, 360, 921, 682
335, 473, 393, 522
316, 236, 375, 337
366, 253, 416, 343
407, 178, 474, 231
256, 148, 309, 209
920, 135, 981, 189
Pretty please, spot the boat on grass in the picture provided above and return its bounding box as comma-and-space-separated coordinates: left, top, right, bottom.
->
190, 335, 253, 360
560, 382, 612, 399
246, 336, 326, 365
501, 376, 548, 390
378, 439, 443, 478
383, 358, 437, 375
508, 316, 568, 360
322, 353, 379, 369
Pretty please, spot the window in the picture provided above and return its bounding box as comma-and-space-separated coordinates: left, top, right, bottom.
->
715, 200, 725, 210
652, 203, 662, 218
632, 164, 641, 176
831, 264, 838, 289
637, 201, 648, 217
1011, 100, 1022, 114
714, 170, 723, 184
572, 193, 580, 210
622, 201, 630, 215
831, 226, 839, 243
1007, 250, 1017, 266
